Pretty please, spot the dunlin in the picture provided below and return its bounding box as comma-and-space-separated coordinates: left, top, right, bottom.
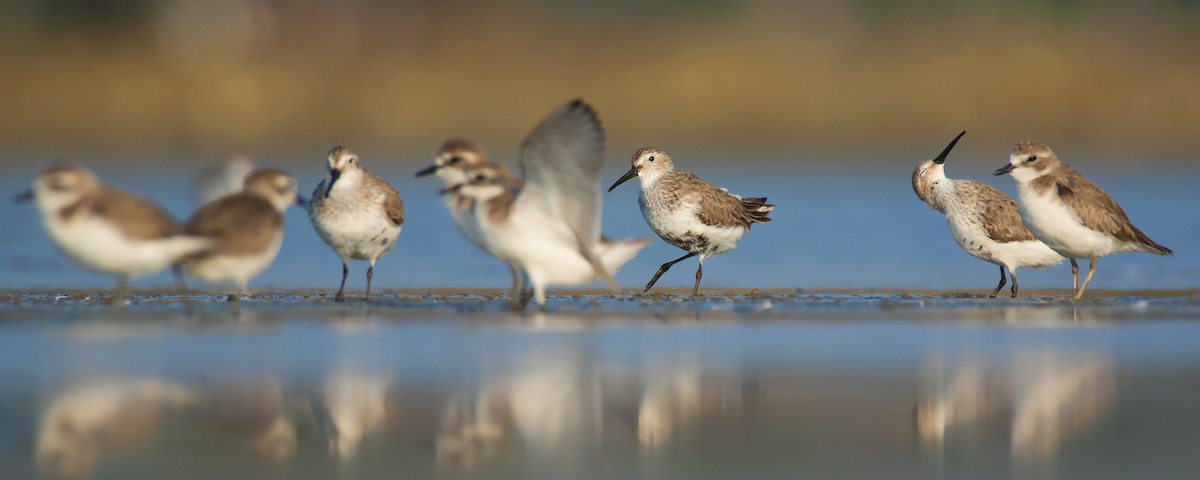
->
17, 164, 213, 296
308, 146, 405, 302
994, 141, 1172, 299
608, 147, 774, 296
182, 168, 304, 301
417, 137, 649, 307
912, 131, 1063, 297
443, 99, 648, 307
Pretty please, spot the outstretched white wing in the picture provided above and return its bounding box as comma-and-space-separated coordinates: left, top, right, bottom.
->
516, 99, 616, 287
518, 99, 605, 243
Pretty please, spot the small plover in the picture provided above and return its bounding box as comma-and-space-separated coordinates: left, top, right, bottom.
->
308, 146, 405, 302
16, 164, 214, 295
608, 147, 774, 295
912, 131, 1063, 298
994, 141, 1172, 299
443, 99, 648, 307
417, 137, 649, 306
182, 168, 304, 300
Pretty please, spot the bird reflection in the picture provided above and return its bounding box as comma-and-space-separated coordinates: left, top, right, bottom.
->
635, 354, 741, 449
35, 378, 200, 478
321, 372, 390, 460
35, 376, 301, 478
916, 348, 1116, 471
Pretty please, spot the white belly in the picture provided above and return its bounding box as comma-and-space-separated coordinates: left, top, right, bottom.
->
186, 234, 282, 287
944, 212, 1062, 270
1018, 188, 1114, 259
640, 195, 745, 258
43, 216, 182, 279
481, 209, 596, 287
311, 208, 401, 263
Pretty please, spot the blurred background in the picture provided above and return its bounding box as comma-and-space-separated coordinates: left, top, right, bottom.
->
3, 0, 1200, 155
1, 0, 1196, 291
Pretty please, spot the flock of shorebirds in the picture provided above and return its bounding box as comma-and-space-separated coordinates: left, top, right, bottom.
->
16, 99, 1171, 308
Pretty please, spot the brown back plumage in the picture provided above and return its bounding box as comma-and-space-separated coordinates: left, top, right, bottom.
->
91, 186, 185, 240
365, 171, 405, 226
184, 194, 282, 258
1031, 165, 1172, 255
665, 171, 774, 229
955, 180, 1037, 243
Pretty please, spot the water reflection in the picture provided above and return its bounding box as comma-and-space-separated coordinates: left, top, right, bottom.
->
916, 348, 1117, 473
36, 378, 199, 478
14, 312, 1199, 478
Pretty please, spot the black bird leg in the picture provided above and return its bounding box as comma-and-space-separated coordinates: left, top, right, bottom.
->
989, 265, 1007, 298
643, 252, 697, 294
335, 262, 349, 302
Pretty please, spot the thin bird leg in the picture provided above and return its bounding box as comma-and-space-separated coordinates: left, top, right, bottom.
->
692, 260, 704, 296
1070, 259, 1079, 291
532, 282, 546, 309
115, 274, 130, 304
1010, 268, 1019, 298
643, 252, 697, 294
508, 264, 522, 303
366, 261, 375, 302
1074, 257, 1099, 300
989, 265, 1007, 298
172, 264, 187, 291
335, 261, 349, 302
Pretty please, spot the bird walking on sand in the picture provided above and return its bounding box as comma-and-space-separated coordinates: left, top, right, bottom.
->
182, 168, 304, 301
994, 141, 1172, 299
608, 147, 774, 296
912, 131, 1063, 298
440, 99, 648, 308
416, 137, 649, 307
16, 164, 214, 297
309, 146, 405, 302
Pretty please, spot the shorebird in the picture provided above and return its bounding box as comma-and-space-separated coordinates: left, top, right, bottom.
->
912, 131, 1063, 298
608, 147, 774, 296
417, 137, 649, 307
308, 146, 405, 302
994, 141, 1172, 299
441, 99, 648, 307
16, 164, 214, 296
182, 168, 304, 301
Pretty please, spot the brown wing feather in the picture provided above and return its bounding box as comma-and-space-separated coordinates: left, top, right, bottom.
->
667, 171, 773, 229
1054, 166, 1171, 254
955, 180, 1035, 243
183, 195, 281, 258
92, 186, 183, 240
366, 172, 405, 227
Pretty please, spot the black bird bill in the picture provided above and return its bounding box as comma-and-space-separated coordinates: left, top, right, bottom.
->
607, 167, 638, 192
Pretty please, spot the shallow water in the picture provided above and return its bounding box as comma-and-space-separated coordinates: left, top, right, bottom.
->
1, 293, 1199, 479
1, 159, 1196, 293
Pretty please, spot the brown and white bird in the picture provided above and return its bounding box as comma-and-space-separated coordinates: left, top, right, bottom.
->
608, 147, 774, 295
417, 137, 650, 307
994, 141, 1172, 299
308, 146, 404, 302
912, 131, 1063, 298
182, 168, 304, 301
443, 99, 648, 307
16, 164, 213, 295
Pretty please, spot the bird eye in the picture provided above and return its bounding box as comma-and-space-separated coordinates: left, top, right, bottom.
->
648, 156, 655, 162
1027, 155, 1038, 163
449, 156, 462, 165
474, 174, 486, 181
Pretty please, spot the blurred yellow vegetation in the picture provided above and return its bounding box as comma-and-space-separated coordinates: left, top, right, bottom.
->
1, 1, 1199, 156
